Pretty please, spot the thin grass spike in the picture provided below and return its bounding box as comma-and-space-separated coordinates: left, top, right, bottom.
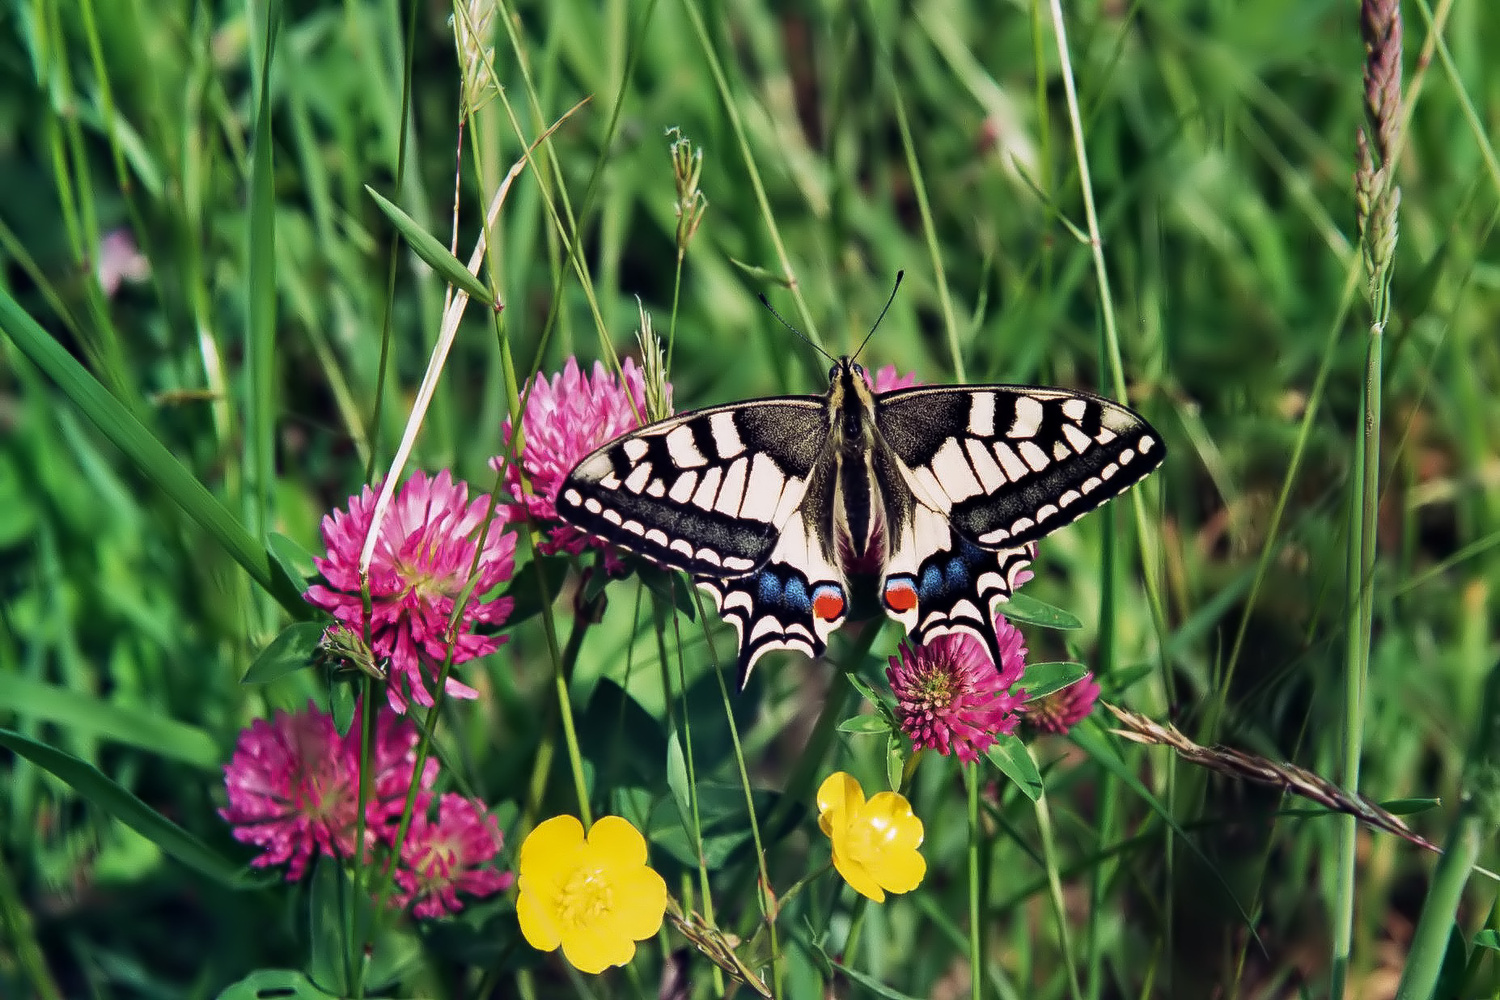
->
1103, 702, 1438, 854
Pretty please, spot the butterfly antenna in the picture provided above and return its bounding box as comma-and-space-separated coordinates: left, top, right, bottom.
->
758, 291, 835, 363
852, 269, 904, 362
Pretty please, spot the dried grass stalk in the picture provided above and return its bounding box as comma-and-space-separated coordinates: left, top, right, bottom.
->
1103, 702, 1437, 854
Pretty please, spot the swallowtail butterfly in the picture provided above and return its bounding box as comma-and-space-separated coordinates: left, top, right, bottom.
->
557, 333, 1164, 689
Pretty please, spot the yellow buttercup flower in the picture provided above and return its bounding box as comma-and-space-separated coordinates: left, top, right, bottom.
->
517, 814, 668, 974
817, 772, 926, 903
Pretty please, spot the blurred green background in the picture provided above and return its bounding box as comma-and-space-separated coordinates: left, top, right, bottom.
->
1, 0, 1497, 996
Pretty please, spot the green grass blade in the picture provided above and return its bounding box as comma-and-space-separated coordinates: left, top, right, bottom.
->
245, 0, 282, 540
0, 288, 294, 611
0, 729, 253, 887
0, 674, 220, 771
365, 185, 494, 303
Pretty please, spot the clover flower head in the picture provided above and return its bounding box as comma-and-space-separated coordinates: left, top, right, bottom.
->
304, 470, 516, 713
220, 701, 435, 880
865, 364, 920, 393
496, 358, 670, 568
816, 772, 926, 903
1022, 672, 1101, 735
393, 794, 514, 918
517, 814, 668, 975
886, 615, 1028, 763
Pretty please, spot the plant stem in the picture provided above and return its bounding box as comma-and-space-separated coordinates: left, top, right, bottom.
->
1396, 661, 1500, 999
967, 764, 983, 1000
1035, 792, 1084, 1000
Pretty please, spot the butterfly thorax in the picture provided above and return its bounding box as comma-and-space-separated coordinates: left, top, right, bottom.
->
820, 358, 901, 572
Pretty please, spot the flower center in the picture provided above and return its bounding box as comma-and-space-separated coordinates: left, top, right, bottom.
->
909, 656, 966, 710
395, 555, 464, 602
557, 865, 614, 928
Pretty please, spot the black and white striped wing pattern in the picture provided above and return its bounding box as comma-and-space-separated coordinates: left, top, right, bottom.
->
696, 511, 850, 687
879, 499, 1037, 666
874, 386, 1165, 550
557, 399, 829, 577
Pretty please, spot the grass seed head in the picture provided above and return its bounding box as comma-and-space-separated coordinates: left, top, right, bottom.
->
667, 127, 707, 255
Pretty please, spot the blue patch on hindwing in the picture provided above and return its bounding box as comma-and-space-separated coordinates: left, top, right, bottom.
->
758, 568, 812, 611
917, 536, 987, 605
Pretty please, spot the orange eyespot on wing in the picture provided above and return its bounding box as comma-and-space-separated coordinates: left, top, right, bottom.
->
883, 576, 918, 613
811, 585, 846, 623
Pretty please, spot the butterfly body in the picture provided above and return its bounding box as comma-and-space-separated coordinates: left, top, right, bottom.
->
558, 358, 1164, 687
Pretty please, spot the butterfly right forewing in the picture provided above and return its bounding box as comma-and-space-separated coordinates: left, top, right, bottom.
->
875, 385, 1165, 550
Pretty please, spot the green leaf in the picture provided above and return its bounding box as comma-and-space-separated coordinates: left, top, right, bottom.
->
0, 674, 219, 771
307, 860, 351, 994
844, 671, 881, 706
242, 621, 326, 685
0, 729, 254, 886
0, 289, 292, 612
1381, 797, 1441, 816
361, 920, 425, 994
576, 679, 667, 791
308, 860, 421, 996
837, 715, 892, 736
1018, 661, 1089, 701
666, 728, 693, 832
612, 786, 656, 833
1474, 929, 1500, 951
330, 683, 356, 736
985, 733, 1043, 801
886, 733, 905, 792
1001, 593, 1083, 630
366, 185, 493, 302
583, 560, 613, 605
267, 532, 318, 588
216, 970, 341, 1000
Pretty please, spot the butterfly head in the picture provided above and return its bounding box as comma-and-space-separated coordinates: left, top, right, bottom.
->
828, 356, 875, 444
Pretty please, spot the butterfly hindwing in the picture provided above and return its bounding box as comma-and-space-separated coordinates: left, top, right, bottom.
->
875, 386, 1165, 549
696, 509, 849, 688
880, 498, 1037, 665
557, 398, 829, 577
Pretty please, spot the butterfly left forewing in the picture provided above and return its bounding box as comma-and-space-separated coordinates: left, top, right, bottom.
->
558, 398, 829, 577
874, 385, 1165, 550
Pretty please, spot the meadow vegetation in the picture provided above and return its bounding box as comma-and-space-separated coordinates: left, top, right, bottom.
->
2, 0, 1498, 997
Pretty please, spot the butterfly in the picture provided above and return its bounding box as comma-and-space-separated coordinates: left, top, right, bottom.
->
556, 345, 1164, 689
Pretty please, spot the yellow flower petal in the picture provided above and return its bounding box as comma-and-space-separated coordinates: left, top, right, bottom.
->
865, 792, 925, 851
608, 864, 668, 940
874, 846, 926, 895
817, 771, 864, 819
520, 814, 587, 886
830, 836, 886, 903
516, 878, 563, 952
561, 921, 638, 975
586, 815, 648, 870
